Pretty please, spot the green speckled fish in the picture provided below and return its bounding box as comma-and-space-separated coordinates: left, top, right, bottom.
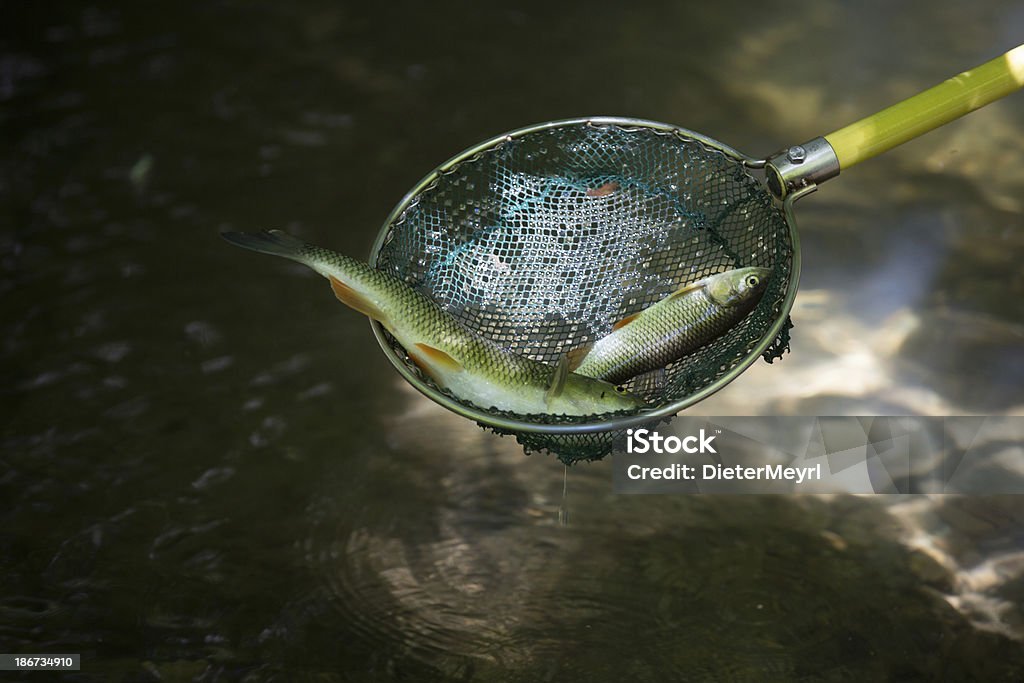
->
572, 267, 771, 384
222, 230, 645, 416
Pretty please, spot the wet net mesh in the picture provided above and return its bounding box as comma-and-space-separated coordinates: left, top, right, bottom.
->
373, 122, 792, 463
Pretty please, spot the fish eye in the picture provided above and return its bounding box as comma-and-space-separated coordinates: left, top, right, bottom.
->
615, 386, 627, 393
745, 275, 759, 288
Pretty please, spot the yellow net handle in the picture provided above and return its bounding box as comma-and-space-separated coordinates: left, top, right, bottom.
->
825, 44, 1024, 169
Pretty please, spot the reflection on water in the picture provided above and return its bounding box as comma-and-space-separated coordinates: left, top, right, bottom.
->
3, 0, 1024, 679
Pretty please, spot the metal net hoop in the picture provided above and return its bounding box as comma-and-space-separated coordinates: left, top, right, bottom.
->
369, 118, 795, 448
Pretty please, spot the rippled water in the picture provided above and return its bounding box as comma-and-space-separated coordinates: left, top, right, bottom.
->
3, 0, 1024, 680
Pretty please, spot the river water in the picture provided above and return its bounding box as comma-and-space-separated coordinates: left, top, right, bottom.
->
3, 1, 1024, 680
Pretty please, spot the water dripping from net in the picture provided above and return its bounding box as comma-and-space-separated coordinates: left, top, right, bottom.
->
557, 465, 570, 526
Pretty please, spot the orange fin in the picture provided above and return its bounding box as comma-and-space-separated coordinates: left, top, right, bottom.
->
586, 181, 619, 197
407, 347, 436, 380
665, 281, 704, 301
613, 313, 641, 331
564, 343, 594, 371
412, 343, 463, 373
329, 276, 384, 321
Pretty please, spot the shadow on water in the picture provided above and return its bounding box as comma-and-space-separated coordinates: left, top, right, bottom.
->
3, 0, 1024, 680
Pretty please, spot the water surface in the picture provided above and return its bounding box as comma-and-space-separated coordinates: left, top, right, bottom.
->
3, 0, 1024, 680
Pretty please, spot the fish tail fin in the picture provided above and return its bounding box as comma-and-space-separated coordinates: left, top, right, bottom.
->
221, 229, 310, 264
222, 229, 389, 324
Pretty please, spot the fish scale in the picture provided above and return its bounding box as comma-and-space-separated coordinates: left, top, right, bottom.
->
574, 267, 770, 385
222, 230, 644, 417
294, 241, 547, 387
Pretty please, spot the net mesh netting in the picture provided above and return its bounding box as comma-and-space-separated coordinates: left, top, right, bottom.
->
373, 122, 792, 463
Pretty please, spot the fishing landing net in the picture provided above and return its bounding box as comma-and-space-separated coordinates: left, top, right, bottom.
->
371, 120, 794, 463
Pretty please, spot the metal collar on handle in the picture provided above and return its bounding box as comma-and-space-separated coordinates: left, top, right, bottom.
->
765, 136, 841, 200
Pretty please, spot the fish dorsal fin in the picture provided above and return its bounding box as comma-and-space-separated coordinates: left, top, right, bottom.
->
612, 313, 641, 331
665, 280, 705, 301
545, 354, 570, 405
408, 343, 463, 381
329, 276, 385, 322
564, 342, 594, 371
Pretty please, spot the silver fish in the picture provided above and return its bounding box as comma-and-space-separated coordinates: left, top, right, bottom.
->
572, 267, 771, 384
